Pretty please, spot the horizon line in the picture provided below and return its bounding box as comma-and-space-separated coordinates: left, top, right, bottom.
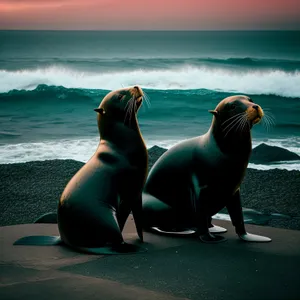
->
1, 29, 300, 32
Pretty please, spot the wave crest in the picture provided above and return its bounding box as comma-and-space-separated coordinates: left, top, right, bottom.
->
0, 66, 300, 97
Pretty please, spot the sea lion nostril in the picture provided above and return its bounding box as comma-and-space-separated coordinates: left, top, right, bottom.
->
253, 105, 259, 110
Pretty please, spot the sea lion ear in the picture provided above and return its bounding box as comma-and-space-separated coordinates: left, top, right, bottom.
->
208, 110, 218, 116
94, 108, 106, 115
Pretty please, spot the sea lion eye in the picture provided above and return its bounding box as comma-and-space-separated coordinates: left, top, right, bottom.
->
118, 94, 124, 100
230, 104, 236, 110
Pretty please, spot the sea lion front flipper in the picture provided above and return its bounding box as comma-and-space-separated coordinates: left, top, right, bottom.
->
226, 190, 272, 242
238, 233, 272, 243
226, 189, 245, 231
14, 236, 62, 246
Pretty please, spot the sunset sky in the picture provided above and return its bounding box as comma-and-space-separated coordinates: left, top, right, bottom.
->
0, 0, 300, 30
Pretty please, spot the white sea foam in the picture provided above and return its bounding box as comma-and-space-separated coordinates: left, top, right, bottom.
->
0, 138, 99, 164
0, 66, 300, 97
0, 137, 299, 170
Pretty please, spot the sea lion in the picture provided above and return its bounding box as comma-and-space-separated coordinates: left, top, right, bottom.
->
14, 86, 148, 254
142, 95, 271, 243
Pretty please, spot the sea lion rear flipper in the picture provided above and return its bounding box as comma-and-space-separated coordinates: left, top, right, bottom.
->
142, 193, 200, 236
207, 216, 228, 233
150, 227, 196, 235
209, 224, 228, 234
34, 212, 58, 224
14, 236, 62, 246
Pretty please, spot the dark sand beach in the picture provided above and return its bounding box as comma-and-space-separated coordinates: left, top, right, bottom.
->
1, 217, 300, 300
1, 146, 299, 230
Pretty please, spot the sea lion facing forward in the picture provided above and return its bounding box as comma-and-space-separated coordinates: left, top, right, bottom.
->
15, 86, 148, 254
142, 95, 271, 243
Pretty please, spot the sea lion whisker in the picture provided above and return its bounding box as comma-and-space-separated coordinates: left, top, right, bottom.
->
124, 99, 132, 120
142, 95, 149, 109
144, 91, 151, 103
262, 118, 270, 132
223, 115, 245, 138
261, 108, 276, 128
264, 112, 276, 125
235, 116, 246, 135
130, 97, 136, 123
236, 115, 248, 134
221, 113, 247, 134
237, 114, 248, 131
234, 114, 247, 132
222, 114, 245, 132
128, 97, 135, 123
124, 96, 133, 110
143, 91, 151, 108
221, 114, 245, 128
232, 115, 244, 134
126, 96, 136, 125
262, 114, 274, 131
124, 97, 134, 124
240, 115, 249, 133
222, 113, 246, 133
221, 112, 245, 126
262, 114, 275, 132
223, 115, 245, 135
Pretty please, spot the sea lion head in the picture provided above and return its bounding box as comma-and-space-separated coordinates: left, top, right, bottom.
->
209, 95, 264, 134
94, 86, 144, 121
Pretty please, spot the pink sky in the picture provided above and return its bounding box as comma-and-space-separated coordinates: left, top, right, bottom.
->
0, 0, 300, 30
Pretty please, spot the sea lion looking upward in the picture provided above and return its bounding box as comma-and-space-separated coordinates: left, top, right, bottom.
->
142, 95, 271, 243
15, 86, 148, 254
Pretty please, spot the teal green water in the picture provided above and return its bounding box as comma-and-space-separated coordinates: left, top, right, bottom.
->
0, 31, 299, 167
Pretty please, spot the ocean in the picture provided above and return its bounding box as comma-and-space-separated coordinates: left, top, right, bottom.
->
0, 31, 299, 170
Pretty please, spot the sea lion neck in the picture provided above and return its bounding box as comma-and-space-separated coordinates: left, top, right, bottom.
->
210, 118, 252, 159
98, 115, 145, 153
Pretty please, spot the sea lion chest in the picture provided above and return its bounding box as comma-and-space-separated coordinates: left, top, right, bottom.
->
192, 134, 247, 197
